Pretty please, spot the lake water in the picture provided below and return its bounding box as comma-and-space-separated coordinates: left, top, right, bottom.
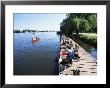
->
14, 32, 97, 75
14, 32, 60, 75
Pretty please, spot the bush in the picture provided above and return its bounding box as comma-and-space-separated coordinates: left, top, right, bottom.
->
79, 34, 97, 47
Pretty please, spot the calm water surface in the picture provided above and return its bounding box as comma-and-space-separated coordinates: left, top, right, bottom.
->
14, 32, 60, 75
14, 32, 96, 75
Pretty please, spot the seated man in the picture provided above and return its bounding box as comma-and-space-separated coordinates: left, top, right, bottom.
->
75, 43, 79, 53
74, 52, 80, 60
59, 58, 62, 63
69, 43, 73, 48
60, 59, 70, 69
61, 40, 66, 45
65, 42, 70, 48
67, 47, 75, 60
66, 56, 72, 66
60, 49, 68, 55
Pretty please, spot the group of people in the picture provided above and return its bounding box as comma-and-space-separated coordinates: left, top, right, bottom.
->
59, 35, 80, 73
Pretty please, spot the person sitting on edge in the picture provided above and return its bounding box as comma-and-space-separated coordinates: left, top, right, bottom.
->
60, 49, 68, 56
75, 43, 79, 53
66, 40, 69, 44
67, 47, 75, 60
65, 41, 70, 48
69, 43, 73, 48
74, 51, 80, 60
62, 39, 66, 45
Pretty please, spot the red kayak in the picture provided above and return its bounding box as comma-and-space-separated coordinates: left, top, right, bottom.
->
32, 37, 40, 43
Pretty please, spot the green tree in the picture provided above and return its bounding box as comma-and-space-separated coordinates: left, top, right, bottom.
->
60, 13, 97, 35
71, 17, 80, 35
80, 18, 90, 32
88, 15, 97, 33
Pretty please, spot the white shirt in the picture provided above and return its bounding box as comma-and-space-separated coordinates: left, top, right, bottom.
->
68, 48, 75, 53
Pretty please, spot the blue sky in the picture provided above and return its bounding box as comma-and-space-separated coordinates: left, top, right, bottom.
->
14, 13, 67, 31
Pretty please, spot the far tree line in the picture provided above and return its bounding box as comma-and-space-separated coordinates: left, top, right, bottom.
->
60, 13, 97, 35
14, 29, 57, 33
14, 29, 37, 33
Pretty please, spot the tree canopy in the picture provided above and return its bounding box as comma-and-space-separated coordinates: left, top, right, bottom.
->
60, 13, 97, 35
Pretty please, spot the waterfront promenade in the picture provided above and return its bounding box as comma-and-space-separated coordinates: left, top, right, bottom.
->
59, 36, 97, 75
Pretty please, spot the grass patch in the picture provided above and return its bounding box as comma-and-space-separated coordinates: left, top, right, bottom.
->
79, 33, 97, 37
78, 33, 97, 47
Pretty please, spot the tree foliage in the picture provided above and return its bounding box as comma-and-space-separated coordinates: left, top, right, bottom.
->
60, 13, 97, 35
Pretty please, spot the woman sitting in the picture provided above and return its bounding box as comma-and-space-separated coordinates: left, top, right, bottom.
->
60, 49, 68, 56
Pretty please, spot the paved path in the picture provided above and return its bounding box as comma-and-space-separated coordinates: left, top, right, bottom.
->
59, 37, 97, 75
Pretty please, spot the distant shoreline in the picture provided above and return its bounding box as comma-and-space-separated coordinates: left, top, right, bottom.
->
13, 31, 59, 33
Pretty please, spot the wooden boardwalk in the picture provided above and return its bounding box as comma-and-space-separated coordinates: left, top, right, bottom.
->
59, 37, 97, 75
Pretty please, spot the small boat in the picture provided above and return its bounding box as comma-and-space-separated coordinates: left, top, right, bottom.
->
32, 37, 40, 43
